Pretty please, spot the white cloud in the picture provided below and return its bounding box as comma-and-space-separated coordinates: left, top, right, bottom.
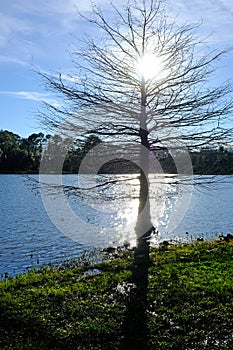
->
0, 55, 28, 65
167, 0, 233, 44
59, 73, 80, 83
0, 0, 95, 66
0, 11, 31, 49
218, 0, 233, 15
0, 90, 61, 108
7, 0, 93, 33
0, 0, 232, 77
10, 0, 108, 15
1, 0, 232, 47
35, 66, 80, 84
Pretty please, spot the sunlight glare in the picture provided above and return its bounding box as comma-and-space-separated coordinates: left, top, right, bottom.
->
136, 53, 165, 80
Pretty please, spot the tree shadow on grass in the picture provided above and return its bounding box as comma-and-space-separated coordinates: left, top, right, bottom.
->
122, 231, 151, 350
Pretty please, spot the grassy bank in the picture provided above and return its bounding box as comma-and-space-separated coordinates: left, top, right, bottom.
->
0, 240, 233, 349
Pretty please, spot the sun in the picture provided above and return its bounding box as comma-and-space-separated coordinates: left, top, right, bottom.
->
136, 53, 165, 80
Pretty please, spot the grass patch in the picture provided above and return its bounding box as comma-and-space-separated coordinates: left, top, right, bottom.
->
0, 241, 233, 349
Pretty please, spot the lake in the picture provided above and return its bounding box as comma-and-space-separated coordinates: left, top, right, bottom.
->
0, 174, 233, 277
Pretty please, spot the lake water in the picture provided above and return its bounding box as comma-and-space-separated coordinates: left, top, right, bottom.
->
0, 174, 233, 277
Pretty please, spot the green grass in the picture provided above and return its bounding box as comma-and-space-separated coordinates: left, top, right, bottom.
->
0, 241, 233, 349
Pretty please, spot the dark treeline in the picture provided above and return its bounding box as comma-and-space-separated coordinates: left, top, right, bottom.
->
0, 130, 102, 174
1, 129, 233, 174
0, 130, 46, 173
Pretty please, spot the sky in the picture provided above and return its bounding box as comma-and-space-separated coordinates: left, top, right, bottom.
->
0, 0, 233, 137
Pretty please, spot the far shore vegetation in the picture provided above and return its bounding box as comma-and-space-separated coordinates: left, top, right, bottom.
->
1, 129, 233, 175
0, 239, 233, 349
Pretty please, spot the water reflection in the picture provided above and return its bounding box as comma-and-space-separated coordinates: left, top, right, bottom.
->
1, 174, 233, 276
60, 174, 193, 247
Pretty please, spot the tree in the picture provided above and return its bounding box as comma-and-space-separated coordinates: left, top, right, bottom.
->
0, 130, 47, 173
0, 130, 24, 172
40, 0, 233, 245
19, 133, 45, 171
39, 1, 233, 346
63, 134, 102, 173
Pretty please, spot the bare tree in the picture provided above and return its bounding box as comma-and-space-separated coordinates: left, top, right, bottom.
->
39, 0, 233, 245
38, 1, 233, 346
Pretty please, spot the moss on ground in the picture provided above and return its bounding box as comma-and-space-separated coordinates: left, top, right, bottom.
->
0, 240, 233, 349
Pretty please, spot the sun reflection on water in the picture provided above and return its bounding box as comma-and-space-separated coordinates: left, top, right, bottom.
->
63, 174, 192, 248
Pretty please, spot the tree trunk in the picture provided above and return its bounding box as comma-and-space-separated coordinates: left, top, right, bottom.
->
122, 79, 154, 349
135, 77, 153, 264
123, 141, 153, 349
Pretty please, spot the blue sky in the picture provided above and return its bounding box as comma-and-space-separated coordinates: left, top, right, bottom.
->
0, 0, 233, 137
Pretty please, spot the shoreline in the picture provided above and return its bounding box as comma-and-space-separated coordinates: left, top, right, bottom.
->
0, 239, 233, 349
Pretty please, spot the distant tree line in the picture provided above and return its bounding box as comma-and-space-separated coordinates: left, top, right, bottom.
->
0, 130, 102, 174
1, 129, 233, 174
191, 145, 233, 175
0, 130, 46, 173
